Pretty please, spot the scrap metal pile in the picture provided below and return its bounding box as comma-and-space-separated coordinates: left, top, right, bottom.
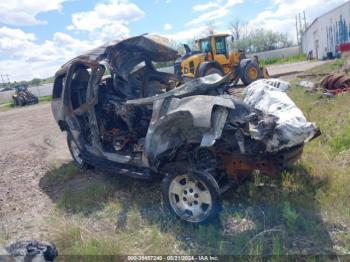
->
321, 74, 350, 95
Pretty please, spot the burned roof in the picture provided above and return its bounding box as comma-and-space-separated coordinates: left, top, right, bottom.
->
56, 34, 179, 76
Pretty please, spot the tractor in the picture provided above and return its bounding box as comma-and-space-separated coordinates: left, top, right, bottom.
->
174, 33, 269, 85
12, 84, 39, 106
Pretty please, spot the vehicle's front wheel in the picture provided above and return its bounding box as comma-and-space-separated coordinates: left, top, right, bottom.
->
161, 169, 220, 223
67, 133, 92, 169
241, 61, 262, 86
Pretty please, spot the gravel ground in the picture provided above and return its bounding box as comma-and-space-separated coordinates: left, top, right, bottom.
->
0, 103, 70, 241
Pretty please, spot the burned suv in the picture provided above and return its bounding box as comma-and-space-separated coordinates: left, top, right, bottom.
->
52, 35, 319, 223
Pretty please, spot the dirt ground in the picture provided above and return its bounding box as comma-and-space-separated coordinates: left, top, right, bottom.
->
267, 60, 327, 77
0, 103, 70, 241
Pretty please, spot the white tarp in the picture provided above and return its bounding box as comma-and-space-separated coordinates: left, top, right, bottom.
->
249, 78, 291, 92
243, 79, 318, 152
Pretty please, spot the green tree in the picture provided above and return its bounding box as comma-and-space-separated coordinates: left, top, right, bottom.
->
231, 28, 292, 53
29, 78, 41, 86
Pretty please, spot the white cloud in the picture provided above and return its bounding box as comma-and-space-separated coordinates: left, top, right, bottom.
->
187, 0, 243, 26
163, 23, 173, 31
68, 0, 144, 42
162, 25, 210, 41
193, 1, 220, 12
0, 27, 94, 81
249, 0, 347, 41
0, 0, 69, 26
0, 0, 146, 81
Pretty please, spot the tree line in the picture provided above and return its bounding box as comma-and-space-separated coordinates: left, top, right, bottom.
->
172, 19, 293, 55
230, 19, 293, 53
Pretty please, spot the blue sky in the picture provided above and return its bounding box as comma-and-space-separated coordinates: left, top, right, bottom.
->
14, 0, 268, 43
0, 0, 347, 80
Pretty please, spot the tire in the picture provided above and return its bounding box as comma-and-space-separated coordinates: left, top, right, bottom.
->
241, 61, 262, 86
13, 98, 18, 107
161, 169, 221, 223
18, 97, 25, 106
67, 133, 93, 169
204, 67, 224, 77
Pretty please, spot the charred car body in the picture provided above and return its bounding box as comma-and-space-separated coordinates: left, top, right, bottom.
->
52, 35, 320, 223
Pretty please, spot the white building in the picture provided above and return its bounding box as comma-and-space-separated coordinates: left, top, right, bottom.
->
302, 1, 350, 59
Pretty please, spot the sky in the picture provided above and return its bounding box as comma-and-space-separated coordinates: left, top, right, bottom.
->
0, 0, 347, 81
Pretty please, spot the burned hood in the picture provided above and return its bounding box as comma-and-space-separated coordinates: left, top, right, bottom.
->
57, 34, 178, 76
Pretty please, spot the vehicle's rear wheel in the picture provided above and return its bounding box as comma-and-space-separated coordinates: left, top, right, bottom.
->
161, 169, 220, 223
241, 62, 262, 86
67, 133, 92, 169
205, 67, 223, 77
18, 97, 25, 106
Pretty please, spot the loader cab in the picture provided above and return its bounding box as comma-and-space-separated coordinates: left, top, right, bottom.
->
198, 38, 212, 53
197, 34, 231, 66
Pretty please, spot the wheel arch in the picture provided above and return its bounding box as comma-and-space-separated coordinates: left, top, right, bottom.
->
195, 61, 224, 77
143, 97, 235, 170
240, 58, 254, 68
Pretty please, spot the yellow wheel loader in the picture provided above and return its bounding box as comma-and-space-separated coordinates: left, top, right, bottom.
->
174, 33, 269, 85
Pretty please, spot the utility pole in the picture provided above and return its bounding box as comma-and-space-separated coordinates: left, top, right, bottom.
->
303, 11, 307, 31
0, 74, 11, 89
5, 74, 10, 88
0, 75, 4, 88
296, 15, 299, 45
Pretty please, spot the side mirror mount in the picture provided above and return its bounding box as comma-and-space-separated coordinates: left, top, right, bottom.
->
183, 44, 191, 55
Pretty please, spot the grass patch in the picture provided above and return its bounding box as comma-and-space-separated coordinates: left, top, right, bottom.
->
58, 181, 114, 214
304, 59, 344, 75
39, 95, 52, 102
42, 163, 80, 185
330, 121, 350, 152
260, 54, 307, 66
0, 101, 14, 112
0, 95, 52, 113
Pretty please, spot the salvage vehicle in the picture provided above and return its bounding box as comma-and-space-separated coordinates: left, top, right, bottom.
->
12, 85, 39, 106
174, 33, 269, 85
52, 35, 320, 223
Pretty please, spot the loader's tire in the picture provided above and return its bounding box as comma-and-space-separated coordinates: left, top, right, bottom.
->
161, 169, 221, 223
67, 133, 93, 169
205, 67, 224, 77
17, 97, 25, 106
241, 62, 262, 86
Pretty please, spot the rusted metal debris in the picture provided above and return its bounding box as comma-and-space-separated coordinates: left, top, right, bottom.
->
321, 74, 350, 95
